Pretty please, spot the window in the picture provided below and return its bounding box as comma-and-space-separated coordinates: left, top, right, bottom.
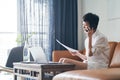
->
0, 0, 17, 66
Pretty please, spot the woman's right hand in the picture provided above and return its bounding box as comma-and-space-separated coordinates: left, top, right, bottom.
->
69, 50, 80, 56
69, 50, 86, 61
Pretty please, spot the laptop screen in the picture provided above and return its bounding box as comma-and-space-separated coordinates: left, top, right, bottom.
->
29, 47, 48, 63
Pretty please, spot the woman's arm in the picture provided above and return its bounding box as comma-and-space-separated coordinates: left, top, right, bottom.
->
69, 51, 87, 61
87, 28, 94, 56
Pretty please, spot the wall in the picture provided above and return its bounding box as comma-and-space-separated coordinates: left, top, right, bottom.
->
77, 0, 84, 50
78, 0, 120, 50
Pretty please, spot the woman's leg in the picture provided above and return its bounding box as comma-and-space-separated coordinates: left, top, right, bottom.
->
59, 58, 87, 70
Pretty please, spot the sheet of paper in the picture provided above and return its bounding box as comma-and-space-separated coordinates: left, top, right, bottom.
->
56, 39, 78, 52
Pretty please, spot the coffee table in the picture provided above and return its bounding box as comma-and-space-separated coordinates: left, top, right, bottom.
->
13, 62, 75, 80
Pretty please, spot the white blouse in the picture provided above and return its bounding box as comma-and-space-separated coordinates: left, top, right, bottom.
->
85, 30, 110, 70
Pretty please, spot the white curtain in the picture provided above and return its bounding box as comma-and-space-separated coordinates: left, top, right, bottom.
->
17, 0, 54, 60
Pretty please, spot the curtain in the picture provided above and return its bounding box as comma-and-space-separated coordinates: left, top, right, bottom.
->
52, 0, 78, 50
17, 0, 78, 60
17, 0, 54, 60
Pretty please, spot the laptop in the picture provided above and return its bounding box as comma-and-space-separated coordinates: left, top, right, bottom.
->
29, 47, 48, 63
29, 47, 59, 64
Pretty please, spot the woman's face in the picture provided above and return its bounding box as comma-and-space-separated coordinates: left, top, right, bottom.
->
82, 21, 90, 33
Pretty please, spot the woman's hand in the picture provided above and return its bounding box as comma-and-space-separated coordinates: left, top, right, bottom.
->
68, 50, 80, 56
59, 58, 72, 63
69, 50, 87, 61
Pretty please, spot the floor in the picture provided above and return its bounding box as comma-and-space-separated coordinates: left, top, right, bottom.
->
0, 72, 13, 80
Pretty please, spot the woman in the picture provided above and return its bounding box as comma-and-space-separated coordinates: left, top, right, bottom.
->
59, 13, 110, 70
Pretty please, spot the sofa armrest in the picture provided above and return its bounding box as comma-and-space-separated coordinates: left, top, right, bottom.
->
52, 50, 83, 62
53, 68, 120, 80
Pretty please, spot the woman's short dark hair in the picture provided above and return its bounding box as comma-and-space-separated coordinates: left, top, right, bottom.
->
82, 13, 99, 30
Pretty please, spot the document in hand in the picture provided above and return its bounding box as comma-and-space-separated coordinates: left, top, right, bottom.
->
56, 39, 78, 52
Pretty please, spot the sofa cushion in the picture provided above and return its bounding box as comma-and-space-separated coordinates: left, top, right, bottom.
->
110, 42, 120, 68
